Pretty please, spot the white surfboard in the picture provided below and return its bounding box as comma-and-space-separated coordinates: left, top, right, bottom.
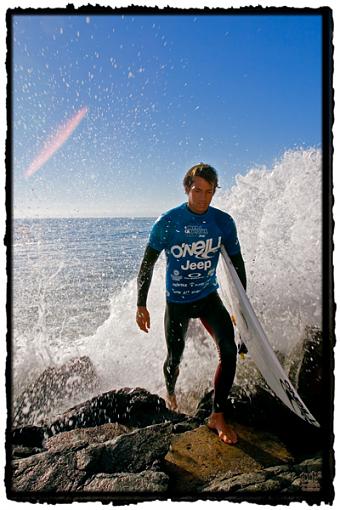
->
219, 245, 320, 428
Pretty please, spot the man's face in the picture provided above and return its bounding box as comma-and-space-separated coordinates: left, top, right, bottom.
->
186, 176, 215, 214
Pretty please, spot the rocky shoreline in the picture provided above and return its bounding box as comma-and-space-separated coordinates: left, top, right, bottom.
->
8, 385, 327, 504
7, 326, 334, 504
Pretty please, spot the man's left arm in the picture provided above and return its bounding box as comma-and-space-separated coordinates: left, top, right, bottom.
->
229, 251, 248, 355
229, 252, 247, 291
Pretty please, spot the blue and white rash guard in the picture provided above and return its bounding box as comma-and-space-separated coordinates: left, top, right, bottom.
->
148, 203, 241, 303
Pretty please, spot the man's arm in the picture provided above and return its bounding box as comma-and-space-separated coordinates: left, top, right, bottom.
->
229, 251, 248, 355
137, 245, 161, 306
230, 252, 247, 291
136, 245, 161, 332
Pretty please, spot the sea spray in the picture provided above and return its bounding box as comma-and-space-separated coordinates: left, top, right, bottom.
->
78, 147, 322, 409
12, 147, 323, 417
215, 147, 322, 354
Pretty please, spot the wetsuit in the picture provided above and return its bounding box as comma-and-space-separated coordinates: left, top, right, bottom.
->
137, 203, 246, 413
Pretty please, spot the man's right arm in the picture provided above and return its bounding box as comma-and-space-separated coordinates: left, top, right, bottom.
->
136, 245, 161, 332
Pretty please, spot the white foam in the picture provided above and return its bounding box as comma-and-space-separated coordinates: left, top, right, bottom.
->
80, 147, 322, 401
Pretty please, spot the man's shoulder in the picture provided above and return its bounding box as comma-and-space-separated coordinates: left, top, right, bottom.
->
209, 205, 235, 224
154, 203, 186, 224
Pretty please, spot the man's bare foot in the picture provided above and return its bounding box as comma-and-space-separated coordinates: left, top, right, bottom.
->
165, 393, 178, 411
207, 412, 238, 444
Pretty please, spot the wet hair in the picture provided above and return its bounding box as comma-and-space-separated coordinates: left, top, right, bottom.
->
183, 163, 219, 192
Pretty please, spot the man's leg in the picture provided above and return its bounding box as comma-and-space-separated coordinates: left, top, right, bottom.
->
200, 292, 237, 444
163, 302, 189, 410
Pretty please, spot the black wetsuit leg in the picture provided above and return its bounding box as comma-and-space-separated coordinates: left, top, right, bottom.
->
200, 292, 236, 414
164, 292, 236, 412
163, 303, 190, 395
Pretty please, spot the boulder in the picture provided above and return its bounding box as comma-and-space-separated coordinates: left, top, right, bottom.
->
288, 326, 323, 423
11, 387, 187, 449
47, 387, 186, 437
75, 422, 173, 474
44, 422, 133, 453
10, 422, 172, 494
12, 356, 100, 427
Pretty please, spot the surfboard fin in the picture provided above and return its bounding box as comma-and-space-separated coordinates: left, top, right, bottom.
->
238, 341, 248, 356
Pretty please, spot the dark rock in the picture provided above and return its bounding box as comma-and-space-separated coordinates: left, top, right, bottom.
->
76, 422, 173, 474
173, 417, 201, 433
10, 422, 173, 494
12, 446, 46, 459
12, 356, 100, 428
288, 326, 323, 423
46, 387, 186, 437
194, 389, 214, 421
201, 455, 322, 494
11, 424, 47, 448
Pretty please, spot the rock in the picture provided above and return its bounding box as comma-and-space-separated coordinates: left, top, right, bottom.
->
83, 470, 169, 493
288, 326, 323, 423
11, 387, 186, 451
12, 425, 46, 448
194, 389, 214, 420
11, 448, 88, 492
75, 422, 173, 474
202, 455, 322, 495
173, 417, 201, 433
46, 387, 186, 437
12, 356, 100, 427
9, 380, 329, 502
44, 422, 133, 453
11, 422, 173, 493
164, 422, 293, 493
194, 326, 324, 457
12, 446, 46, 460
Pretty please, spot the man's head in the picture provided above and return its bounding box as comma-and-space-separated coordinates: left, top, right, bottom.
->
183, 163, 219, 214
183, 163, 219, 193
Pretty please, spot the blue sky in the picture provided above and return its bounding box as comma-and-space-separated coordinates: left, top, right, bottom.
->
12, 12, 322, 218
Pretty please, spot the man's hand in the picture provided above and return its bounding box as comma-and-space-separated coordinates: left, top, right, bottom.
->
136, 306, 150, 333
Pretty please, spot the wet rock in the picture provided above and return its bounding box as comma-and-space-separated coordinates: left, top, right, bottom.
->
11, 387, 185, 451
172, 417, 201, 433
288, 326, 323, 423
12, 356, 100, 428
12, 425, 46, 448
47, 387, 186, 437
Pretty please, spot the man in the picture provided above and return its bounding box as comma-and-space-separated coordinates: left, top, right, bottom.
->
136, 163, 247, 445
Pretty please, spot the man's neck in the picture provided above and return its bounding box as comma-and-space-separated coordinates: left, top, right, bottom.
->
186, 204, 209, 215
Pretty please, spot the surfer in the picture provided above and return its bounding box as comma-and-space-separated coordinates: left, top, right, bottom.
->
136, 163, 247, 445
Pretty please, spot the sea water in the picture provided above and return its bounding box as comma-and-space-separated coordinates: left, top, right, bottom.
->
12, 147, 322, 414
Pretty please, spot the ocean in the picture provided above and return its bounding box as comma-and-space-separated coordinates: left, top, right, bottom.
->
12, 148, 323, 416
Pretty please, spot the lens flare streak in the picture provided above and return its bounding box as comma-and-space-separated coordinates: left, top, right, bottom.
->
24, 106, 88, 178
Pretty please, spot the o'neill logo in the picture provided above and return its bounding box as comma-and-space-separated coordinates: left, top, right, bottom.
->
170, 237, 222, 260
